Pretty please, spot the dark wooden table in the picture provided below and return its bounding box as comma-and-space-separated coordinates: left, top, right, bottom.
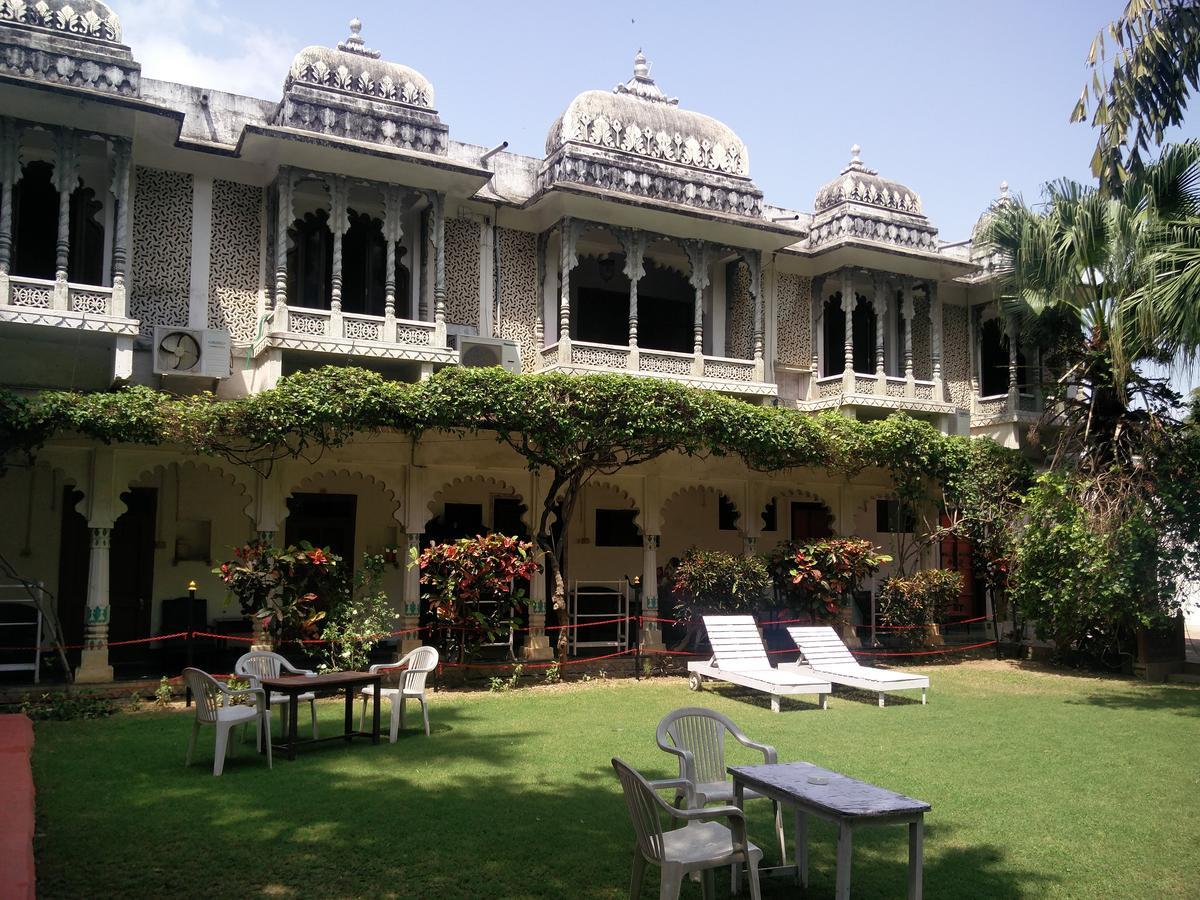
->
258, 671, 381, 761
728, 761, 930, 899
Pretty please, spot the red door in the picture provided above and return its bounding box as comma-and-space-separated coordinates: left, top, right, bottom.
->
938, 513, 976, 618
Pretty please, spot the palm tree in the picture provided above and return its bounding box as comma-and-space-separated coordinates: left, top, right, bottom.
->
1075, 0, 1200, 190
981, 141, 1200, 482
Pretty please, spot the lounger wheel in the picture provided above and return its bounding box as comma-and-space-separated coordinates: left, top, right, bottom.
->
688, 673, 704, 691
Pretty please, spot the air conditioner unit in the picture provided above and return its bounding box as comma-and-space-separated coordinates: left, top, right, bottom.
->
152, 326, 231, 379
458, 335, 521, 373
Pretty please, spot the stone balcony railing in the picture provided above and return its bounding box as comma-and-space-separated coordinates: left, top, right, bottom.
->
259, 304, 456, 365
971, 392, 1043, 427
800, 372, 950, 414
538, 338, 774, 397
0, 274, 137, 336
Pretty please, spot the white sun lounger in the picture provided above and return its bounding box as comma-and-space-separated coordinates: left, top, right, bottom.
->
687, 615, 831, 713
785, 626, 930, 707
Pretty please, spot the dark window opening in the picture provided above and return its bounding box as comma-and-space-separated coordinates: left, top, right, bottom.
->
11, 161, 105, 284
892, 296, 907, 377
718, 494, 740, 531
876, 499, 915, 534
762, 498, 777, 533
572, 255, 692, 353
979, 318, 1029, 396
341, 209, 411, 318
440, 503, 484, 540
852, 296, 876, 375
595, 508, 642, 547
822, 295, 845, 377
492, 496, 527, 538
287, 209, 333, 309
284, 492, 357, 561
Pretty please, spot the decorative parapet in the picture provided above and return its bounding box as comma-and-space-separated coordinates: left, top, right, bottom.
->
537, 338, 771, 397
260, 304, 452, 364
0, 274, 135, 334
801, 373, 954, 416
971, 392, 1044, 428
0, 0, 139, 96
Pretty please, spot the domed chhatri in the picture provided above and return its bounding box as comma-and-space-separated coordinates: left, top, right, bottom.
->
815, 144, 922, 215
0, 0, 123, 43
275, 18, 447, 155
286, 17, 435, 109
546, 49, 751, 178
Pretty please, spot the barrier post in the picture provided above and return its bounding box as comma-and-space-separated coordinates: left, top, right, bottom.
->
629, 596, 643, 681
185, 580, 196, 707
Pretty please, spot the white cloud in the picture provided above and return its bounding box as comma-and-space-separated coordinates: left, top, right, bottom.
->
118, 0, 295, 100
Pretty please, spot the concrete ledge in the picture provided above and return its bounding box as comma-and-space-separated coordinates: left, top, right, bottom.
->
0, 714, 35, 900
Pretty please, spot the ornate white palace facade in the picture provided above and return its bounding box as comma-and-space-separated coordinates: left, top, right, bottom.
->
0, 5, 1040, 681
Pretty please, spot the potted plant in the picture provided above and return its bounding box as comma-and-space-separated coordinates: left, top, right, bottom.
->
215, 540, 345, 648
670, 548, 771, 651
412, 533, 542, 664
787, 538, 891, 644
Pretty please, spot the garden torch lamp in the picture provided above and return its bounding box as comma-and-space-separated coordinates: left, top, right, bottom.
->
185, 580, 197, 706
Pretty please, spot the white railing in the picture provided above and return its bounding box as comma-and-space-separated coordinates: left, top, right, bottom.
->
2, 275, 116, 316
702, 356, 756, 382
810, 372, 941, 404
570, 340, 630, 369
638, 348, 694, 376
272, 306, 438, 347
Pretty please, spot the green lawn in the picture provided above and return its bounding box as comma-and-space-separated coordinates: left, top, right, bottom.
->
29, 661, 1200, 899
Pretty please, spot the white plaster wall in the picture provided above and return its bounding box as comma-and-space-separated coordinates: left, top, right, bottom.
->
564, 483, 642, 586
0, 464, 71, 619
660, 489, 744, 563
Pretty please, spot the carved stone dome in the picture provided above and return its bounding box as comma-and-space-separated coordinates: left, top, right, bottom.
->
814, 145, 922, 214
545, 50, 750, 177
0, 0, 123, 43
971, 180, 1011, 245
285, 18, 435, 110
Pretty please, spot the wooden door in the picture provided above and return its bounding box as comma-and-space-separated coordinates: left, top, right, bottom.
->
791, 501, 833, 541
285, 493, 357, 561
938, 513, 977, 617
109, 487, 157, 643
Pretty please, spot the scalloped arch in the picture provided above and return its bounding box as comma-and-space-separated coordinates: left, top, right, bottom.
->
427, 474, 526, 515
588, 479, 643, 532
127, 459, 256, 523
287, 468, 403, 523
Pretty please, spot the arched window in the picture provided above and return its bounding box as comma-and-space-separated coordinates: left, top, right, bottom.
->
852, 295, 876, 374
11, 161, 107, 284
979, 318, 1029, 395
286, 209, 333, 309
342, 210, 388, 317
822, 295, 844, 377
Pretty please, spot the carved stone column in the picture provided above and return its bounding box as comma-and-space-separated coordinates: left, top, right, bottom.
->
534, 231, 547, 351
840, 270, 855, 391
808, 274, 824, 399
618, 228, 645, 369
929, 281, 943, 399
108, 138, 131, 318
328, 176, 349, 332
558, 217, 579, 365
400, 532, 424, 655
0, 118, 19, 305
902, 278, 915, 396
873, 274, 887, 391
523, 482, 553, 659
52, 128, 79, 309
430, 192, 446, 345
76, 526, 114, 683
685, 240, 710, 375
747, 250, 764, 380
640, 533, 663, 650
273, 168, 293, 331
1006, 313, 1019, 414
383, 185, 404, 326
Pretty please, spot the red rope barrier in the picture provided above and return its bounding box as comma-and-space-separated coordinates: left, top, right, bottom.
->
851, 640, 998, 657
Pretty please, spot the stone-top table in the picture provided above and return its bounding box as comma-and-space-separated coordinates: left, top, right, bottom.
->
728, 761, 930, 899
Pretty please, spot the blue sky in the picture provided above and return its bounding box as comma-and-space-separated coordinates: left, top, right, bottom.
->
121, 0, 1198, 391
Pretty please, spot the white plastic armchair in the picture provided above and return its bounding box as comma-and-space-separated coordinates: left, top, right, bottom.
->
612, 757, 762, 900
183, 667, 271, 776
655, 707, 786, 862
235, 651, 318, 741
357, 645, 440, 742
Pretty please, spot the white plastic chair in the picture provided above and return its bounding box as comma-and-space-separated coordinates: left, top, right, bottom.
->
655, 707, 787, 863
183, 667, 271, 776
235, 650, 319, 741
612, 757, 763, 900
357, 645, 439, 741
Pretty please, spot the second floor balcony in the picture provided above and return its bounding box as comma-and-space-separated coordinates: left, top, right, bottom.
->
533, 218, 775, 398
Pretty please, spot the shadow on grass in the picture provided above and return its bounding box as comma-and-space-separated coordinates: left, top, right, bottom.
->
1065, 684, 1200, 717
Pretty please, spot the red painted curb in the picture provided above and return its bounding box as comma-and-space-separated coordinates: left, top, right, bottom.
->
0, 714, 36, 900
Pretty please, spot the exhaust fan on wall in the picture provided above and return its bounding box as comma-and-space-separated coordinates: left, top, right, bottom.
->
152, 326, 231, 378
458, 336, 521, 373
